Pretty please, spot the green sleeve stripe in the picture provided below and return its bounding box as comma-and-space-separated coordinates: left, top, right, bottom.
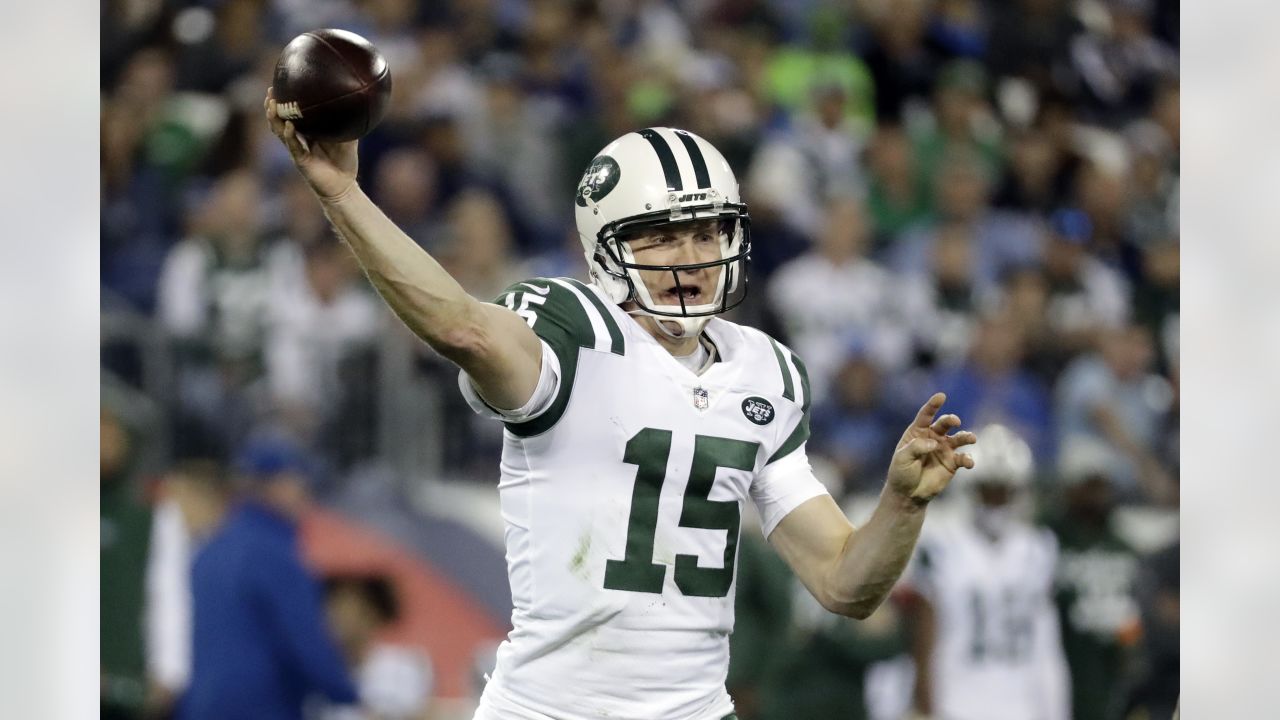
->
767, 347, 812, 465
768, 338, 795, 402
490, 278, 596, 437
767, 410, 810, 464
507, 335, 580, 437
792, 350, 812, 413
562, 277, 625, 355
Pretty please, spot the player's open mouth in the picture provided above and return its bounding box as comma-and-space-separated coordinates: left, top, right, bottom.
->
663, 285, 704, 304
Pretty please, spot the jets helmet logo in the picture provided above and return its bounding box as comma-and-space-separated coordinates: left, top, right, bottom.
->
741, 396, 775, 426
576, 155, 621, 207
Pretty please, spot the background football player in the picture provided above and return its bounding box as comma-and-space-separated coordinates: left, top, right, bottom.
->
902, 424, 1070, 720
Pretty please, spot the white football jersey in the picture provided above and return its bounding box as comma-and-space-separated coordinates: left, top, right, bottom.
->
907, 517, 1070, 720
461, 277, 828, 720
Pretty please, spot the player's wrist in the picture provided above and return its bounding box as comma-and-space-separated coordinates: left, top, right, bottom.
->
883, 484, 930, 514
316, 180, 358, 206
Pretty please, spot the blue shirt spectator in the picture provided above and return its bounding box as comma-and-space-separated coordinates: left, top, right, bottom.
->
810, 352, 903, 493
180, 436, 358, 720
1054, 325, 1174, 500
929, 313, 1054, 462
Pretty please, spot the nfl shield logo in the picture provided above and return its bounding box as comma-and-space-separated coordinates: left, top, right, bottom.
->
692, 387, 710, 411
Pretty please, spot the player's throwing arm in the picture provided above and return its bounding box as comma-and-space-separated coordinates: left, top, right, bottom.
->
264, 87, 542, 412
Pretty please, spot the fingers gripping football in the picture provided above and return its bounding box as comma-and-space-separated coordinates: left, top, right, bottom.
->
265, 87, 310, 158
888, 393, 977, 503
264, 86, 361, 200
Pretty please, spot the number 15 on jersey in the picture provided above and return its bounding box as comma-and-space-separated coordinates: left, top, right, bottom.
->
604, 428, 759, 599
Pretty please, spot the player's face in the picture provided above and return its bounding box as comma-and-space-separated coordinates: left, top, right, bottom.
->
975, 482, 1014, 507
624, 219, 725, 308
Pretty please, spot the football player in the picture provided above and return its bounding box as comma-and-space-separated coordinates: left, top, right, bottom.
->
902, 425, 1070, 720
266, 93, 978, 720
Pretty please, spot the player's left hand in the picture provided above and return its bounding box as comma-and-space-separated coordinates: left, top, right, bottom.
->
887, 392, 976, 505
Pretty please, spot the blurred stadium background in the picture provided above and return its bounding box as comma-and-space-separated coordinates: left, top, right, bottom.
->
100, 0, 1178, 718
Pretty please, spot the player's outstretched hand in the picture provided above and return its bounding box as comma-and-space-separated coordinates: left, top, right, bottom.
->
264, 87, 358, 201
887, 392, 976, 505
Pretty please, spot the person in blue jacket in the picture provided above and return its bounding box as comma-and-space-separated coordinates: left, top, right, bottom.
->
179, 432, 358, 720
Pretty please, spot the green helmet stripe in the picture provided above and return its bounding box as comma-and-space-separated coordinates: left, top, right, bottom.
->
638, 128, 683, 191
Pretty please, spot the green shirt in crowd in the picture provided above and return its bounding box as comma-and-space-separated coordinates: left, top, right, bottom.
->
729, 533, 906, 720
101, 479, 152, 717
1049, 516, 1143, 720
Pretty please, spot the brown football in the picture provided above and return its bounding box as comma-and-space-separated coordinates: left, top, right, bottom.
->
272, 29, 392, 142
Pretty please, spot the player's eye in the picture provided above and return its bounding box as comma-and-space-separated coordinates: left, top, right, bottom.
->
695, 233, 715, 244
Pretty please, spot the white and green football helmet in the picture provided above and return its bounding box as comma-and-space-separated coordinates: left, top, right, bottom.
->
574, 127, 751, 337
962, 424, 1035, 490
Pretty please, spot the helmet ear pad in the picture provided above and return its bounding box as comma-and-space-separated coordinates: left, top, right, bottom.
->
585, 244, 631, 304
722, 222, 745, 295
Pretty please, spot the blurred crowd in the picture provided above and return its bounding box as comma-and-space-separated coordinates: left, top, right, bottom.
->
101, 0, 1179, 718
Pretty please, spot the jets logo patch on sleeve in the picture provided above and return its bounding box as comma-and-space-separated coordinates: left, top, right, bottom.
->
741, 397, 775, 425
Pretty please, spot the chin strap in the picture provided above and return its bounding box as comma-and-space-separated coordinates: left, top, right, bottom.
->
623, 307, 711, 339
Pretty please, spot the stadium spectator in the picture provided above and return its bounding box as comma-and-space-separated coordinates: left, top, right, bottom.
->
910, 60, 1004, 201
811, 351, 904, 493
1151, 79, 1179, 153
1132, 239, 1179, 369
859, 0, 939, 123
271, 175, 333, 255
101, 405, 153, 720
995, 266, 1061, 382
891, 148, 1040, 291
320, 573, 434, 720
865, 123, 930, 249
1127, 540, 1180, 719
266, 235, 383, 439
438, 189, 530, 302
993, 126, 1072, 215
768, 198, 910, 395
1067, 0, 1177, 126
172, 0, 266, 94
101, 48, 183, 311
895, 221, 987, 367
468, 55, 574, 251
725, 533, 791, 720
360, 0, 428, 81
926, 0, 988, 60
144, 459, 233, 718
409, 27, 486, 134
1047, 448, 1144, 720
180, 433, 358, 720
371, 147, 446, 250
760, 584, 906, 720
745, 79, 871, 242
157, 169, 296, 444
1074, 159, 1139, 274
929, 311, 1054, 461
414, 112, 483, 209
1122, 120, 1178, 247
986, 0, 1080, 92
1041, 208, 1133, 353
1054, 324, 1175, 503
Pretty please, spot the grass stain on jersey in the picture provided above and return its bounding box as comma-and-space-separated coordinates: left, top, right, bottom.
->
569, 532, 593, 579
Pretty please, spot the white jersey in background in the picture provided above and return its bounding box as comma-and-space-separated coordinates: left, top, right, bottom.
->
459, 277, 828, 720
906, 517, 1070, 720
